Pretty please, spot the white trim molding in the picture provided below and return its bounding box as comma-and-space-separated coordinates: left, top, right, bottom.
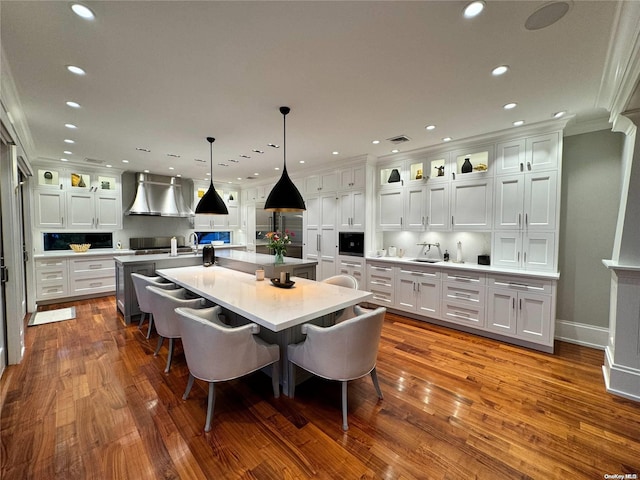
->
555, 319, 608, 350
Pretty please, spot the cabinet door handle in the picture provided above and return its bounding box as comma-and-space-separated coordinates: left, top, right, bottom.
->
59, 184, 63, 190
512, 298, 516, 309
520, 162, 524, 172
317, 234, 321, 252
451, 215, 454, 226
452, 172, 456, 180
518, 213, 521, 228
400, 217, 403, 227
519, 298, 522, 310
426, 216, 429, 226
525, 213, 528, 227
517, 251, 520, 262
524, 252, 527, 264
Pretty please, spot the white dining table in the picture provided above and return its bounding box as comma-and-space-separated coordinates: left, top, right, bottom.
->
155, 265, 373, 395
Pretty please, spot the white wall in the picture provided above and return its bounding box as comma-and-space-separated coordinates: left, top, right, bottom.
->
557, 129, 623, 332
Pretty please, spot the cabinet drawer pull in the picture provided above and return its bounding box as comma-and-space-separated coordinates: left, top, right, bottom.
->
453, 311, 470, 318
451, 275, 472, 281
89, 264, 102, 269
371, 266, 391, 271
508, 282, 528, 289
89, 282, 102, 287
453, 292, 471, 298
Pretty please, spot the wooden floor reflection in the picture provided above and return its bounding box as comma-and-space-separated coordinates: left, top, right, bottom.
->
1, 296, 639, 479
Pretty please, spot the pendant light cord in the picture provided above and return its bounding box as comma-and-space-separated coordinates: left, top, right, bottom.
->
207, 136, 215, 185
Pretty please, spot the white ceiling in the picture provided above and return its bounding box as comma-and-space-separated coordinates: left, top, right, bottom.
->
1, 1, 620, 186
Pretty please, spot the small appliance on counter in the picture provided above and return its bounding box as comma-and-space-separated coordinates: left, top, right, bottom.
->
478, 254, 490, 265
203, 244, 215, 266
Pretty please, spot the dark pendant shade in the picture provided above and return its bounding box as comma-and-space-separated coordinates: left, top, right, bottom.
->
264, 106, 306, 212
195, 137, 228, 215
195, 181, 228, 215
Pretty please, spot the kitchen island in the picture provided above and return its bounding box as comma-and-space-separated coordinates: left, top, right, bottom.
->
114, 250, 318, 324
156, 264, 371, 395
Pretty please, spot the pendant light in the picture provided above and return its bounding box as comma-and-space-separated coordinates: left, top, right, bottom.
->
264, 106, 306, 212
195, 137, 228, 215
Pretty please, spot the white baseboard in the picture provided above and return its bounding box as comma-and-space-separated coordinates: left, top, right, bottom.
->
555, 319, 608, 350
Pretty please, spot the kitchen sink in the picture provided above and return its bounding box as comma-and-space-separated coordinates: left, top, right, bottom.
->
409, 258, 441, 263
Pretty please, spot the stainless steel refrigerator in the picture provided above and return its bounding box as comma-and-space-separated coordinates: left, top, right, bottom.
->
255, 205, 303, 258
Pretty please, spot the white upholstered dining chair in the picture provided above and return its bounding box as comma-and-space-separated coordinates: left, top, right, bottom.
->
287, 305, 386, 431
322, 274, 360, 323
145, 286, 206, 373
130, 273, 175, 339
175, 306, 280, 432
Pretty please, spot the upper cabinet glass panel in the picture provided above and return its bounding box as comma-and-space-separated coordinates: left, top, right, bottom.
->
69, 171, 91, 189
96, 175, 116, 191
379, 164, 404, 188
37, 168, 62, 188
408, 160, 426, 183
453, 145, 493, 179
427, 153, 449, 182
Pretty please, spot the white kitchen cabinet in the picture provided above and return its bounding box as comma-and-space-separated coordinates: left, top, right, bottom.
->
487, 274, 554, 347
35, 257, 69, 301
404, 186, 427, 231
495, 139, 526, 176
33, 189, 66, 228
450, 178, 493, 231
68, 255, 116, 296
450, 145, 493, 181
339, 165, 366, 191
303, 193, 337, 280
494, 172, 557, 231
338, 190, 365, 231
441, 270, 486, 328
304, 172, 337, 194
395, 265, 441, 316
492, 231, 556, 271
377, 189, 404, 230
67, 188, 121, 229
525, 132, 560, 172
366, 262, 395, 307
377, 158, 427, 190
425, 183, 450, 231
337, 256, 365, 289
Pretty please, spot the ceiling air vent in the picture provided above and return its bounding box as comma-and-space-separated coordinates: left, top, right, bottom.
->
84, 157, 104, 165
387, 135, 411, 145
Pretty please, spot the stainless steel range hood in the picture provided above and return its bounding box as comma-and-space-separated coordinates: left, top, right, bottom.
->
125, 173, 194, 217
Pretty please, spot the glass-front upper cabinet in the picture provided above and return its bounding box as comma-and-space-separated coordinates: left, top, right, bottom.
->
69, 170, 92, 190
451, 145, 494, 180
378, 162, 404, 189
427, 152, 450, 183
95, 175, 117, 192
407, 159, 427, 185
37, 168, 63, 188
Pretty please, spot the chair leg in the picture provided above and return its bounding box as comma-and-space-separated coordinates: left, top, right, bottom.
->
341, 381, 349, 431
288, 362, 296, 399
154, 336, 164, 356
370, 367, 383, 400
204, 382, 216, 432
146, 315, 154, 339
165, 338, 175, 373
271, 362, 280, 398
183, 373, 195, 400
138, 312, 146, 329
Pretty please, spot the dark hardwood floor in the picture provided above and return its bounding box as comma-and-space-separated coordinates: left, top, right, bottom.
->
1, 296, 639, 479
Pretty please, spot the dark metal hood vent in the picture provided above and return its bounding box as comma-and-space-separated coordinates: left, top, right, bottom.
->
125, 173, 194, 217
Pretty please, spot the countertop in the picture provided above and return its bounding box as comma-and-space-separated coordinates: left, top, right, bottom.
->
366, 255, 560, 280
35, 249, 135, 259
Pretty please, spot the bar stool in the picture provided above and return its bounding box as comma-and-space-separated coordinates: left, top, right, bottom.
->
145, 286, 206, 373
131, 273, 175, 339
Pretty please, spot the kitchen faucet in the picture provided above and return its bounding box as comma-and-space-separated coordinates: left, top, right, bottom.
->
188, 232, 198, 254
416, 242, 440, 251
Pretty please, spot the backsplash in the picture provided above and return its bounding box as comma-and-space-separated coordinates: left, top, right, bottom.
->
379, 231, 491, 264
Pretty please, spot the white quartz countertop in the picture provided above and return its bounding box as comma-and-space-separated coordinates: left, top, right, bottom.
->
366, 256, 560, 280
156, 265, 371, 331
34, 249, 134, 259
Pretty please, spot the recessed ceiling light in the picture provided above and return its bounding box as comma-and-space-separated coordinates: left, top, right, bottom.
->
237, 177, 242, 181
206, 172, 211, 176
143, 169, 150, 173
553, 111, 566, 118
65, 123, 77, 129
513, 120, 525, 126
64, 139, 75, 144
105, 164, 112, 168
299, 160, 305, 164
70, 3, 95, 20
252, 149, 264, 154
268, 143, 280, 148
275, 167, 280, 170
503, 102, 517, 110
332, 151, 339, 155
492, 65, 509, 76
391, 149, 399, 153
463, 1, 485, 18
443, 137, 452, 142
66, 101, 81, 108
122, 159, 129, 163
168, 167, 174, 170
66, 65, 86, 75
60, 158, 68, 162
425, 125, 436, 131
64, 150, 72, 155
136, 147, 151, 152
372, 140, 380, 145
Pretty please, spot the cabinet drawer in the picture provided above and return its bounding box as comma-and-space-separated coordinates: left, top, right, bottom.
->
36, 282, 68, 300
37, 267, 66, 283
368, 287, 394, 306
69, 257, 114, 274
367, 264, 394, 287
36, 258, 66, 268
441, 300, 485, 327
487, 274, 553, 294
443, 283, 485, 306
398, 267, 440, 279
70, 274, 116, 295
443, 271, 485, 285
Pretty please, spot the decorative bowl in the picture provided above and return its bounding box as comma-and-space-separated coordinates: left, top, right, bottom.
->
69, 243, 91, 253
270, 278, 295, 289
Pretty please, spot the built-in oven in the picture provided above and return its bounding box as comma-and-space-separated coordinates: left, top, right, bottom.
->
338, 232, 364, 257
